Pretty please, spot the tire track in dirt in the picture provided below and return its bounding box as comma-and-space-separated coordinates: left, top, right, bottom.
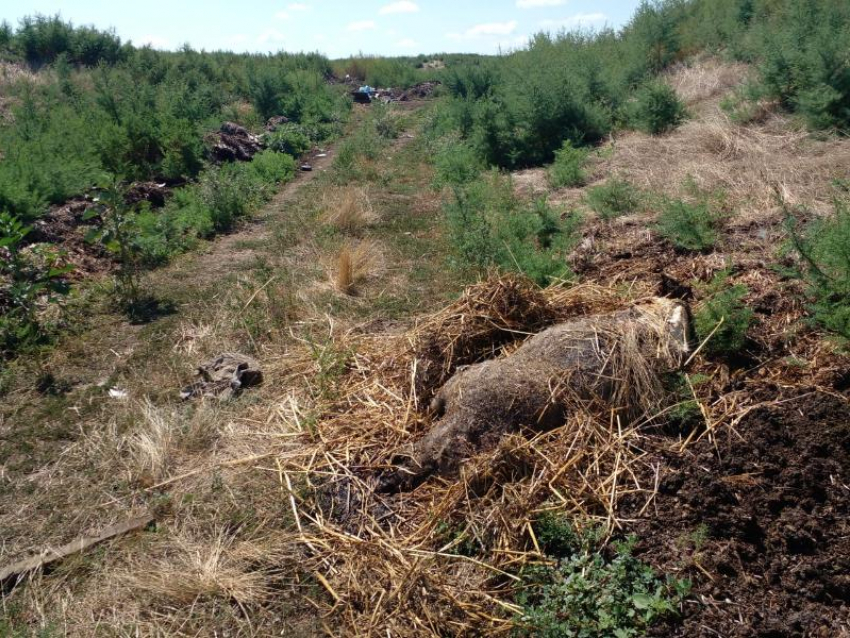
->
152, 145, 339, 288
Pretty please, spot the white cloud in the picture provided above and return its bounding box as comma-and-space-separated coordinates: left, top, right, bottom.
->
379, 1, 420, 15
396, 38, 418, 48
346, 20, 377, 32
274, 10, 289, 19
540, 12, 608, 29
517, 0, 567, 7
258, 29, 286, 44
447, 20, 518, 40
139, 34, 170, 49
288, 2, 309, 10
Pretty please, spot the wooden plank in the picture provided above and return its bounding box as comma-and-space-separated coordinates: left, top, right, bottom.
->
0, 513, 154, 588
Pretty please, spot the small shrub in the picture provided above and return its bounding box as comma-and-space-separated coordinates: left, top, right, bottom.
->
663, 372, 706, 428
247, 150, 297, 184
432, 137, 485, 188
548, 141, 589, 188
693, 269, 753, 356
656, 198, 720, 252
264, 124, 312, 157
198, 164, 261, 232
85, 182, 146, 316
517, 518, 690, 638
786, 199, 850, 339
629, 80, 687, 135
586, 178, 642, 219
445, 173, 579, 285
372, 103, 400, 140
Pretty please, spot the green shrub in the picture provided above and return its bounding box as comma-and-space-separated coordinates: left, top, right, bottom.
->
786, 198, 850, 339
133, 188, 214, 267
693, 269, 754, 356
517, 517, 690, 638
339, 56, 419, 88
14, 15, 124, 67
264, 124, 312, 157
586, 178, 642, 219
445, 172, 580, 285
548, 141, 589, 188
198, 164, 260, 232
663, 372, 707, 428
432, 137, 485, 188
246, 149, 297, 184
749, 0, 850, 130
629, 80, 687, 135
657, 198, 721, 252
84, 181, 149, 315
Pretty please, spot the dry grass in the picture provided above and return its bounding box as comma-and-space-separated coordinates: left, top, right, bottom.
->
251, 275, 843, 636
2, 274, 843, 636
602, 111, 847, 223
334, 239, 382, 295
320, 186, 377, 234
127, 400, 175, 484
123, 531, 273, 607
599, 59, 850, 223
665, 57, 750, 108
539, 59, 850, 224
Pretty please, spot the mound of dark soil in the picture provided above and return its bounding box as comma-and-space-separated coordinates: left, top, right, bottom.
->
621, 393, 850, 637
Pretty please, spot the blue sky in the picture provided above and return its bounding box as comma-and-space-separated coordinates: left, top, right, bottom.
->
3, 1, 644, 58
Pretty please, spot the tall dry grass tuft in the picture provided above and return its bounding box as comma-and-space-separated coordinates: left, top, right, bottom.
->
321, 186, 376, 234
334, 240, 381, 295
124, 531, 272, 606
128, 400, 174, 484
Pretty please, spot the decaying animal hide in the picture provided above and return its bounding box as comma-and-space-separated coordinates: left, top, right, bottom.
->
180, 353, 263, 401
377, 298, 691, 493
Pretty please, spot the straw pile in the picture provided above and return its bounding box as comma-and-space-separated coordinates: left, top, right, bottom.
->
275, 275, 684, 636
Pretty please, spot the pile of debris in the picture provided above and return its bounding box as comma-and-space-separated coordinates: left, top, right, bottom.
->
124, 181, 170, 208
351, 81, 442, 104
401, 80, 441, 100
207, 121, 263, 163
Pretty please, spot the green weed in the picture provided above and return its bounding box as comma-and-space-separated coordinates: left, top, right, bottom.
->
786, 197, 850, 340
0, 212, 72, 355
517, 516, 690, 638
